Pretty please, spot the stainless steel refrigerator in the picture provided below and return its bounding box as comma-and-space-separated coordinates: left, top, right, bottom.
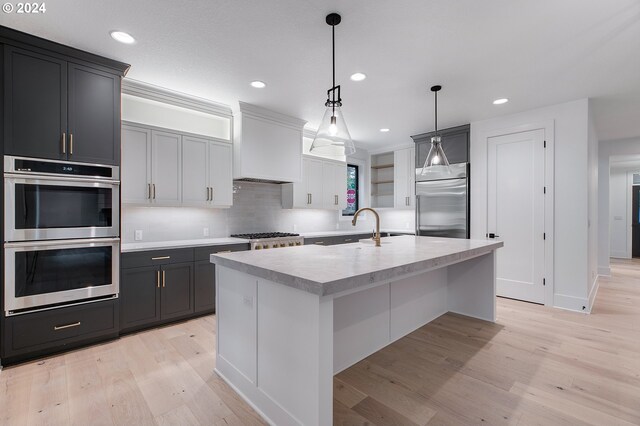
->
415, 163, 470, 239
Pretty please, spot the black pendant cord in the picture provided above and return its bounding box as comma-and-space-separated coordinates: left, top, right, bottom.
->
434, 90, 438, 136
332, 23, 336, 115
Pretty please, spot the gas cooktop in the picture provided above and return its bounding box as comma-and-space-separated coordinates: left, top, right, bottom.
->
231, 232, 300, 240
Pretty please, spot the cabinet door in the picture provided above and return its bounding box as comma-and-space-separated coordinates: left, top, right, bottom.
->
306, 158, 324, 208
120, 266, 161, 331
334, 162, 348, 210
121, 125, 152, 204
322, 162, 337, 208
160, 262, 194, 320
394, 148, 409, 208
151, 130, 182, 205
3, 46, 67, 160
209, 141, 233, 207
194, 260, 216, 313
67, 64, 120, 165
182, 136, 209, 206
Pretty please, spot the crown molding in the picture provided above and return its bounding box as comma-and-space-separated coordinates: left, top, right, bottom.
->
122, 78, 233, 118
237, 102, 307, 130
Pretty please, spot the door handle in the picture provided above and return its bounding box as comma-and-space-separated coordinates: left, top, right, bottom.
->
61, 132, 66, 154
69, 133, 73, 155
211, 186, 215, 202
148, 183, 152, 199
152, 184, 156, 199
156, 270, 160, 288
335, 195, 338, 205
307, 193, 311, 204
162, 270, 166, 288
54, 321, 81, 331
206, 187, 210, 201
310, 193, 312, 204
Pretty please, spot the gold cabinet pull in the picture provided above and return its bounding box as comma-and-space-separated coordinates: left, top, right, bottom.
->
314, 241, 325, 245
162, 270, 166, 288
61, 132, 66, 154
345, 238, 352, 242
69, 133, 73, 155
216, 250, 232, 253
156, 270, 160, 288
54, 321, 80, 331
151, 255, 170, 260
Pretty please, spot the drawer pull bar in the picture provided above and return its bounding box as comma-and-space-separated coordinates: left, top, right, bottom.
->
314, 242, 325, 245
54, 321, 81, 331
151, 256, 171, 260
216, 250, 232, 253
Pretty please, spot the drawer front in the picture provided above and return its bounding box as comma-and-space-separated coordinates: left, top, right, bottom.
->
194, 243, 250, 261
121, 248, 194, 268
4, 299, 118, 356
304, 237, 333, 246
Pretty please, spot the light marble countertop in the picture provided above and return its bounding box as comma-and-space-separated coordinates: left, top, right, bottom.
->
300, 229, 415, 238
121, 237, 249, 253
211, 235, 503, 296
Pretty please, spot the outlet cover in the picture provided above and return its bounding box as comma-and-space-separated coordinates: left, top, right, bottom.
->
203, 227, 210, 237
134, 230, 143, 241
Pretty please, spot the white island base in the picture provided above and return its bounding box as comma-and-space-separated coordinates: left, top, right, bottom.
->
212, 236, 500, 426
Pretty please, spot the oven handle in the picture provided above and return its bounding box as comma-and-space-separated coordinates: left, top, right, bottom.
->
4, 237, 120, 249
4, 173, 120, 185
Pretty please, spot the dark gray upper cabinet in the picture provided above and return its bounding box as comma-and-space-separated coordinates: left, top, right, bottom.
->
412, 124, 470, 167
1, 26, 129, 165
3, 47, 68, 160
67, 64, 120, 165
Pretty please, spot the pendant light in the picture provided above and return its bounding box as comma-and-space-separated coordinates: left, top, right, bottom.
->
421, 85, 450, 175
310, 13, 356, 157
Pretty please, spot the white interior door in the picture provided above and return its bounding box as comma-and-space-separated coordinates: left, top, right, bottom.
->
488, 129, 545, 304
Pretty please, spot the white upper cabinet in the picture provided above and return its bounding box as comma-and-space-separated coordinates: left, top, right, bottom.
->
208, 141, 233, 207
151, 130, 182, 205
394, 147, 415, 209
323, 161, 348, 209
122, 122, 233, 208
182, 136, 210, 206
282, 156, 347, 210
234, 102, 306, 183
121, 125, 152, 204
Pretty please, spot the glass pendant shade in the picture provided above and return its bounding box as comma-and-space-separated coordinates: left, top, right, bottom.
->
310, 106, 356, 156
421, 136, 451, 175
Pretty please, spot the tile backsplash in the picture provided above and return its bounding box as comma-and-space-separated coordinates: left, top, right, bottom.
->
122, 181, 414, 242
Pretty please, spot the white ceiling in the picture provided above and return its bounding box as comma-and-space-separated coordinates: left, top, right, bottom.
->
4, 0, 640, 148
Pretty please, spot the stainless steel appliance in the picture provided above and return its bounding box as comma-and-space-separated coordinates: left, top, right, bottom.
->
4, 238, 120, 315
415, 163, 469, 239
230, 232, 304, 250
4, 156, 120, 242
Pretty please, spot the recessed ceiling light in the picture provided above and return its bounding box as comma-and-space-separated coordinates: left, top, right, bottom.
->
250, 80, 267, 89
110, 31, 135, 44
493, 98, 509, 105
379, 128, 390, 132
350, 72, 367, 82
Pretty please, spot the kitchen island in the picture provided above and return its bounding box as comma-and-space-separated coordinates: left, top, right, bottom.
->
210, 235, 502, 426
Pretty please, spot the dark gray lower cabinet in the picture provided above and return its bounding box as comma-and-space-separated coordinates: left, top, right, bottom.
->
160, 262, 193, 320
2, 298, 118, 363
120, 266, 161, 330
304, 233, 373, 246
120, 243, 248, 333
194, 260, 216, 314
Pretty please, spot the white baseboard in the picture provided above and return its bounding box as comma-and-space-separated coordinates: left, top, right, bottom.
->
610, 252, 630, 259
598, 266, 611, 277
588, 275, 600, 312
553, 293, 589, 313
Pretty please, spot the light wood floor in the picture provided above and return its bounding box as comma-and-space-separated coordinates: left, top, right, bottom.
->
1, 259, 639, 425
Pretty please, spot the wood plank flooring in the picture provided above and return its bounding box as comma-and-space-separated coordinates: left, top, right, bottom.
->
1, 258, 639, 425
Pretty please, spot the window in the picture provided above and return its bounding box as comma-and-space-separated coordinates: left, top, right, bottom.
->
342, 164, 359, 216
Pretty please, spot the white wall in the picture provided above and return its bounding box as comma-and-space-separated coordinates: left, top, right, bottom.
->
587, 100, 599, 304
471, 99, 591, 312
598, 137, 640, 275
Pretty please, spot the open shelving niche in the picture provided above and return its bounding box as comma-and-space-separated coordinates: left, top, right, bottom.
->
371, 151, 395, 208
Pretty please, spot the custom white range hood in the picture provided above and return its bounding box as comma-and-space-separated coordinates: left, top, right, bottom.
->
233, 102, 307, 183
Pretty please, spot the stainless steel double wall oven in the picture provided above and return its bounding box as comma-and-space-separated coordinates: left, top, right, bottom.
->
3, 156, 120, 315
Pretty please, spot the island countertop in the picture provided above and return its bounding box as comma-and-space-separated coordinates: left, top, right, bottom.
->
210, 235, 503, 296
